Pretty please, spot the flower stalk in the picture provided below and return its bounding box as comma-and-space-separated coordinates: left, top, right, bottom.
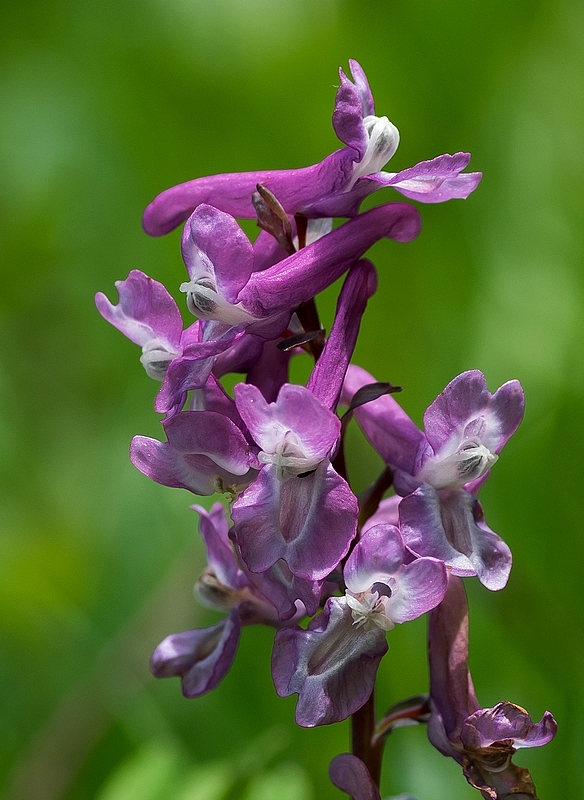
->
97, 58, 556, 798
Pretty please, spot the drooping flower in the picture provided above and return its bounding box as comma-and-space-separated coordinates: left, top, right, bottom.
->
95, 270, 196, 380
427, 576, 557, 798
143, 60, 481, 236
343, 367, 524, 590
151, 503, 309, 697
271, 524, 447, 726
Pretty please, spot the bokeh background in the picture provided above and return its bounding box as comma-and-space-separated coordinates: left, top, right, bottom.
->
1, 1, 583, 798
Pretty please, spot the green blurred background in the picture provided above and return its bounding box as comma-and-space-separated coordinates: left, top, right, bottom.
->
1, 0, 583, 798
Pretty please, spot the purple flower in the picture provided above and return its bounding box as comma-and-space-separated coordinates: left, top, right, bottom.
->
271, 524, 447, 726
343, 367, 524, 590
95, 269, 198, 380
153, 202, 418, 417
143, 60, 481, 236
230, 382, 358, 580
428, 576, 557, 798
151, 503, 318, 697
151, 503, 279, 697
130, 405, 258, 497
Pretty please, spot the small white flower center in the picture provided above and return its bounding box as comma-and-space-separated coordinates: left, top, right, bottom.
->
345, 588, 395, 631
347, 114, 400, 189
139, 339, 180, 380
180, 277, 258, 326
418, 438, 498, 491
257, 430, 321, 482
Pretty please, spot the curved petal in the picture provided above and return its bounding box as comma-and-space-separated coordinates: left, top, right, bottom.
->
95, 270, 183, 349
192, 502, 246, 591
243, 558, 324, 620
181, 204, 255, 302
272, 597, 387, 726
234, 383, 341, 463
342, 365, 426, 475
385, 557, 448, 623
231, 462, 358, 579
399, 486, 476, 577
461, 703, 558, 751
329, 754, 381, 800
142, 150, 355, 236
344, 524, 405, 593
150, 608, 241, 697
238, 203, 421, 318
372, 153, 482, 203
332, 64, 370, 157
155, 324, 243, 416
164, 411, 252, 474
422, 370, 524, 459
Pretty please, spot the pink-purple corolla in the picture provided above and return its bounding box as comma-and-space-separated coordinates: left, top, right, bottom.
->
142, 60, 481, 236
343, 366, 524, 590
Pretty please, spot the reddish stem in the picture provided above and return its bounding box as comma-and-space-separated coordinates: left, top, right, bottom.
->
350, 689, 385, 793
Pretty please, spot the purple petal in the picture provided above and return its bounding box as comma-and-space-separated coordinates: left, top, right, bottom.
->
461, 702, 557, 751
427, 576, 479, 750
234, 383, 341, 463
400, 485, 512, 590
164, 411, 252, 474
347, 59, 375, 116
243, 558, 324, 620
372, 153, 482, 203
329, 754, 381, 800
342, 365, 426, 474
272, 597, 387, 726
130, 410, 254, 495
192, 502, 246, 591
361, 495, 401, 532
385, 557, 448, 624
422, 370, 524, 458
155, 324, 243, 416
181, 204, 254, 302
95, 270, 183, 348
238, 203, 421, 318
150, 608, 241, 697
399, 486, 475, 576
332, 64, 370, 157
344, 524, 405, 593
307, 260, 378, 411
142, 150, 355, 236
231, 462, 357, 579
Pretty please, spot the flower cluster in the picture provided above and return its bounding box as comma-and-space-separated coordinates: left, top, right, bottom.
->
98, 60, 555, 797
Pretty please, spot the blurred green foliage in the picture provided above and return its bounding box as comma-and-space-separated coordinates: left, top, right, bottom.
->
1, 0, 583, 797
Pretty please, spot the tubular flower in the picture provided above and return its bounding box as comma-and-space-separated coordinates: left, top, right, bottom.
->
271, 524, 447, 727
143, 60, 481, 236
152, 201, 419, 417
428, 576, 557, 798
343, 367, 524, 591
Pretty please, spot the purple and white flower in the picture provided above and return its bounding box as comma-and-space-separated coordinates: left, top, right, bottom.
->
343, 367, 524, 590
428, 576, 557, 797
143, 60, 480, 236
271, 524, 447, 726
